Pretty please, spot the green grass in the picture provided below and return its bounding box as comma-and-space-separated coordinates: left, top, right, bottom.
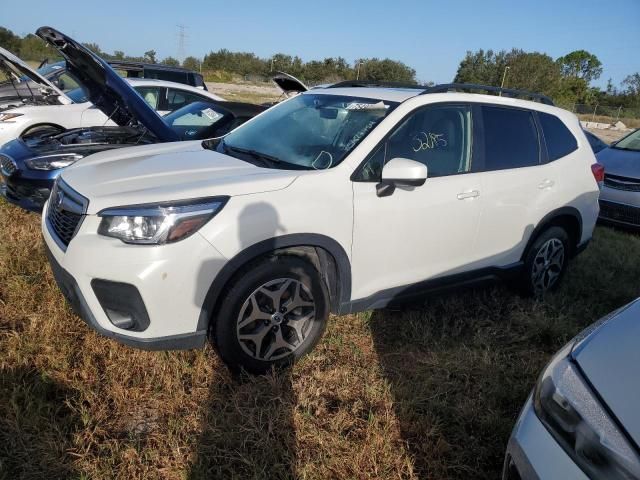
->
1, 198, 639, 479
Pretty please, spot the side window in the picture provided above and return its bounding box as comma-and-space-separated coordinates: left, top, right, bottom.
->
539, 112, 578, 160
54, 72, 80, 92
355, 105, 472, 181
134, 86, 162, 110
481, 106, 540, 171
167, 89, 207, 111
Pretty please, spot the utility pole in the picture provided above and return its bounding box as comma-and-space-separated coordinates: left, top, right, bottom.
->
356, 61, 362, 80
176, 24, 187, 63
499, 66, 510, 94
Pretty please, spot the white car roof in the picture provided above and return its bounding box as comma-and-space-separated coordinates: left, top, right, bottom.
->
310, 87, 422, 103
125, 78, 223, 101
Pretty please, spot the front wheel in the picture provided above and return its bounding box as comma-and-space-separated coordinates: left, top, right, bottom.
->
521, 226, 570, 297
213, 256, 329, 374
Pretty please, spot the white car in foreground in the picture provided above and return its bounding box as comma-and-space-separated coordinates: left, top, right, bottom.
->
40, 27, 601, 373
0, 49, 223, 146
504, 299, 640, 479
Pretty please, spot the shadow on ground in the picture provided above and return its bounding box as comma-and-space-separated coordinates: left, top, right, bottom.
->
0, 366, 79, 480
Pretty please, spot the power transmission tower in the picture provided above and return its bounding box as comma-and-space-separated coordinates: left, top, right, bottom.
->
177, 24, 187, 62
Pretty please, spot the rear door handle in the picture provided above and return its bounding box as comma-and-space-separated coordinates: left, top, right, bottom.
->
538, 179, 555, 189
457, 190, 480, 200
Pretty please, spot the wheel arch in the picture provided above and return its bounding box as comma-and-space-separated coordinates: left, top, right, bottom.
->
198, 234, 352, 332
20, 122, 65, 138
523, 207, 583, 259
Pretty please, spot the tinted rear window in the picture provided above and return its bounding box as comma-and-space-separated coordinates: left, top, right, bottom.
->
539, 112, 578, 160
482, 106, 540, 171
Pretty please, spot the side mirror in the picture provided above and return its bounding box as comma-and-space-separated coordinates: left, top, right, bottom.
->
377, 158, 428, 197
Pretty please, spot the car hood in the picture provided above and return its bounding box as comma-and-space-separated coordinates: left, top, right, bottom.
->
272, 71, 308, 95
35, 27, 178, 142
596, 147, 640, 178
60, 141, 299, 214
571, 299, 640, 447
0, 45, 68, 102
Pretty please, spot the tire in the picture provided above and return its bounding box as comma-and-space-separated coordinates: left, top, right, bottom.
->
213, 255, 329, 374
521, 226, 570, 297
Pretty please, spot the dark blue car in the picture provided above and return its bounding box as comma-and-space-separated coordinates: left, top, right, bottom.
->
0, 28, 265, 212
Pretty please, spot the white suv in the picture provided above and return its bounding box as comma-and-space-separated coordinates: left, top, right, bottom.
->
41, 83, 601, 373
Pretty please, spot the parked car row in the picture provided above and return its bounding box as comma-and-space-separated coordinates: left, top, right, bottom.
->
1, 26, 638, 480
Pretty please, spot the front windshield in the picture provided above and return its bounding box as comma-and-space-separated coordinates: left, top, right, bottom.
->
164, 101, 231, 140
614, 129, 640, 152
221, 93, 398, 169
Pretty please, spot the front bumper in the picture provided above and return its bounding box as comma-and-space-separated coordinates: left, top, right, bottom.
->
598, 185, 640, 228
42, 203, 229, 350
1, 172, 52, 212
503, 396, 588, 480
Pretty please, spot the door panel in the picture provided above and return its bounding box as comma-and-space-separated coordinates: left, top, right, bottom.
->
80, 104, 110, 127
350, 103, 482, 301
351, 175, 483, 300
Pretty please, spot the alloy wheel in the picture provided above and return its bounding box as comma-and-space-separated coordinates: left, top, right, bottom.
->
236, 278, 316, 361
531, 238, 565, 295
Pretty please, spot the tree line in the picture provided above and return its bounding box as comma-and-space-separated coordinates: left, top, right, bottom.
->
1, 26, 638, 111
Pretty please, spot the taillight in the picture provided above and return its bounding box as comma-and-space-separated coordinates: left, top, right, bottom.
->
591, 163, 605, 186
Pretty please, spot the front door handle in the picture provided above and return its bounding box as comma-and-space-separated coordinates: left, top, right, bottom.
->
457, 190, 480, 200
538, 179, 555, 189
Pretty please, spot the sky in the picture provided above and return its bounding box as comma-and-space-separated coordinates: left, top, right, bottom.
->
2, 0, 639, 88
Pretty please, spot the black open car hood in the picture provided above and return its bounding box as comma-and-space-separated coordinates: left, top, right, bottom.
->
35, 27, 178, 142
272, 71, 308, 95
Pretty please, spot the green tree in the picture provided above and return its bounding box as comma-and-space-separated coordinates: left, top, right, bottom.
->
356, 58, 416, 83
144, 50, 157, 63
0, 27, 21, 55
182, 56, 200, 71
623, 73, 640, 96
556, 50, 603, 84
161, 56, 180, 67
112, 50, 125, 60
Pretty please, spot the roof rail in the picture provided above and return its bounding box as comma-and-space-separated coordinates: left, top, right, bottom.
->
421, 83, 554, 105
327, 80, 426, 90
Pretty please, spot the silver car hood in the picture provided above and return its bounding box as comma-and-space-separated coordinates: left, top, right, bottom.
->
596, 147, 640, 178
0, 46, 69, 101
60, 140, 299, 214
571, 299, 640, 447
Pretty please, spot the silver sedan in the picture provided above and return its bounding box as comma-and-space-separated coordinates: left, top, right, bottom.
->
597, 129, 640, 228
504, 299, 640, 479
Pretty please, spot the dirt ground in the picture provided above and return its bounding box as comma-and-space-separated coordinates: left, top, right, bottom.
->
586, 127, 628, 143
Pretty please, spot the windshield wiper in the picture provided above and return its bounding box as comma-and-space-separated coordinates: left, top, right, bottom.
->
222, 141, 283, 168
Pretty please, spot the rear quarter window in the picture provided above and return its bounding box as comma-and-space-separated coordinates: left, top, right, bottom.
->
481, 106, 540, 171
539, 112, 578, 160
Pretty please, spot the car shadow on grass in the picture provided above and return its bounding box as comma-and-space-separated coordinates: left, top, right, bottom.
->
0, 366, 79, 479
368, 226, 640, 479
188, 368, 297, 480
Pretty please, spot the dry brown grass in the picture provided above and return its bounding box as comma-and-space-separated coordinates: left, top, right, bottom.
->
2, 198, 640, 479
577, 113, 640, 129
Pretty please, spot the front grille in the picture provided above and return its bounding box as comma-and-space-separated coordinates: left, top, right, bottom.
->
46, 180, 89, 249
599, 199, 640, 226
604, 174, 640, 192
0, 154, 17, 176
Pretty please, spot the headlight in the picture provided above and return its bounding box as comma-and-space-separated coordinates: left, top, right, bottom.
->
26, 153, 84, 170
0, 112, 23, 122
534, 343, 640, 479
97, 197, 228, 245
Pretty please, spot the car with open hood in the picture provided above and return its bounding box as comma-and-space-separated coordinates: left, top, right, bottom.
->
504, 298, 640, 480
0, 28, 265, 212
0, 38, 223, 147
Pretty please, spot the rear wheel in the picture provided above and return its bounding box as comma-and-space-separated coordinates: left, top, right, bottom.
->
213, 256, 329, 374
521, 226, 570, 297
